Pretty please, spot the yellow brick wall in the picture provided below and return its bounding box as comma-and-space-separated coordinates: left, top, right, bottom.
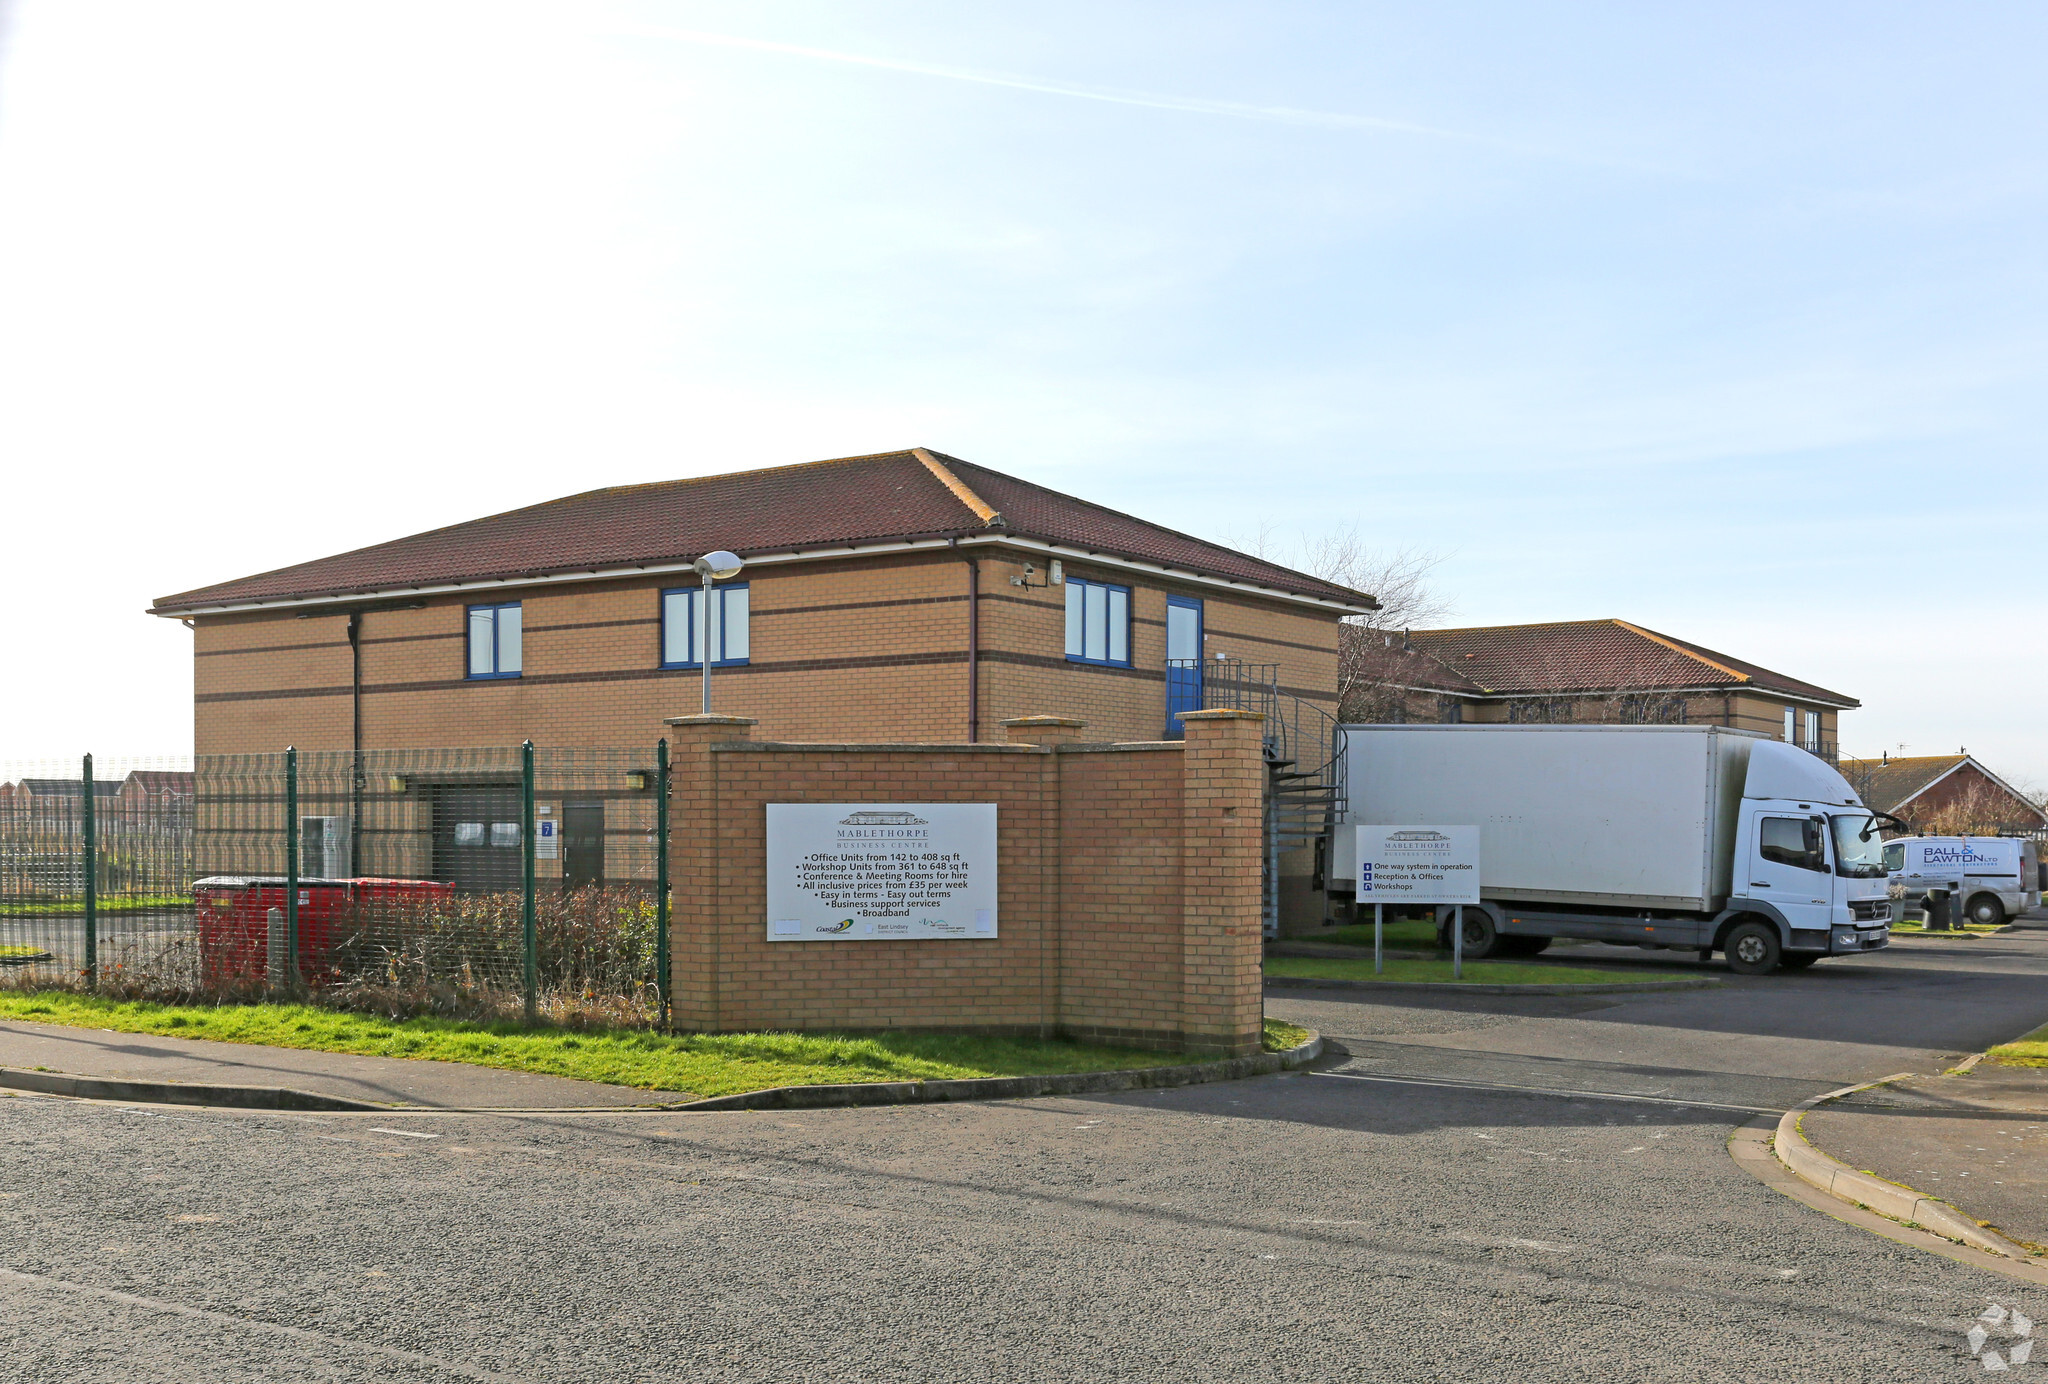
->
191, 549, 1344, 754
662, 711, 1266, 1055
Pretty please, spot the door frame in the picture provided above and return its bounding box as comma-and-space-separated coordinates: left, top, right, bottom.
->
1164, 595, 1205, 739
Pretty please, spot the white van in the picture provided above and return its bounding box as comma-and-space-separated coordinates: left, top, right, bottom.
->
1883, 836, 2043, 926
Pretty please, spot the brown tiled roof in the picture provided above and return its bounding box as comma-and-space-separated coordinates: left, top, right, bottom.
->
1836, 755, 1964, 815
151, 449, 1371, 613
1836, 754, 2046, 824
1404, 619, 1858, 707
1337, 628, 1486, 693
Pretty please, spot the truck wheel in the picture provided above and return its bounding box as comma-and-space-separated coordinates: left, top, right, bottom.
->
1455, 910, 1503, 960
1723, 921, 1781, 975
1967, 895, 2006, 927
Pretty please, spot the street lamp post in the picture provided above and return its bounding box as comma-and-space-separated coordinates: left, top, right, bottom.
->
693, 549, 744, 714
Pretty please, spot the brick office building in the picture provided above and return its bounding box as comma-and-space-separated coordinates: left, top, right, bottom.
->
150, 449, 1373, 756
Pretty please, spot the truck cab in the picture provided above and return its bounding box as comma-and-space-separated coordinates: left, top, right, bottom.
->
1724, 749, 1893, 970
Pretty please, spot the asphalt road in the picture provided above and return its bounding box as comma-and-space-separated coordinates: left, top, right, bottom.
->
3, 930, 2046, 1383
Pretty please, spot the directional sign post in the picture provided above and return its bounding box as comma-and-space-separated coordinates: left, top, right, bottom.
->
1354, 826, 1482, 979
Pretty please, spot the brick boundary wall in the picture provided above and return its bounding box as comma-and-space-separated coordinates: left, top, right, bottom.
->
662, 709, 1266, 1058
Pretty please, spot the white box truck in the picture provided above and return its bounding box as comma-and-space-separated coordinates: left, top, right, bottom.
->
1327, 724, 1895, 974
1883, 836, 2042, 926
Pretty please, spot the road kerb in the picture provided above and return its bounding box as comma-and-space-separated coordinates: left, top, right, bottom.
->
674, 1033, 1325, 1111
0, 1035, 1324, 1115
1264, 975, 1717, 997
1728, 1118, 2048, 1289
1771, 1072, 2035, 1261
0, 1063, 384, 1111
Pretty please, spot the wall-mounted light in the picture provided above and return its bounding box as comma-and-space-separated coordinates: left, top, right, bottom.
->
385, 775, 408, 793
626, 771, 650, 791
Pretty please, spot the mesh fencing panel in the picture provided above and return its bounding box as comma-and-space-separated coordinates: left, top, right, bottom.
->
0, 756, 195, 989
3, 745, 669, 1028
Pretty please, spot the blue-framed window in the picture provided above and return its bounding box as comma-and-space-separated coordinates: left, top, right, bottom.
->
465, 602, 522, 679
662, 583, 750, 668
1064, 577, 1130, 666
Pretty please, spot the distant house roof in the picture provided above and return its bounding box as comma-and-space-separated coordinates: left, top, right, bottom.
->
151, 449, 1375, 615
1402, 619, 1859, 708
14, 778, 122, 798
121, 770, 194, 795
1837, 754, 2048, 826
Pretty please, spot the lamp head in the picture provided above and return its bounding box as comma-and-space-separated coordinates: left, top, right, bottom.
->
693, 550, 744, 580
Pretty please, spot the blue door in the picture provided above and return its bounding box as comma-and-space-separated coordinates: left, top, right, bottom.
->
1165, 596, 1203, 738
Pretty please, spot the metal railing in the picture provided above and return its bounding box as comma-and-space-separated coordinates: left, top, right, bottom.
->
1170, 659, 1347, 937
1171, 658, 1347, 815
1, 744, 675, 1028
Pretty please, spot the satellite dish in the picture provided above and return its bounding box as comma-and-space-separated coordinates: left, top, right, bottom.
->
693, 550, 744, 580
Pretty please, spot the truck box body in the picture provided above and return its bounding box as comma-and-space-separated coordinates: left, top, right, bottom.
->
1328, 724, 1759, 910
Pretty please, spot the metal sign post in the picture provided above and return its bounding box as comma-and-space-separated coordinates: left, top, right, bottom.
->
1373, 902, 1383, 975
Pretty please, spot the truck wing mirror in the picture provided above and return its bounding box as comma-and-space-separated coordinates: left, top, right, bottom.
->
1865, 812, 1913, 840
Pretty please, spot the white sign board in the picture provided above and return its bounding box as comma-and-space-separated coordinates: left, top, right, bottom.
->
1354, 825, 1481, 905
534, 817, 559, 860
765, 803, 998, 941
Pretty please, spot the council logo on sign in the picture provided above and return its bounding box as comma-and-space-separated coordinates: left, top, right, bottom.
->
839, 811, 927, 826
1386, 829, 1452, 852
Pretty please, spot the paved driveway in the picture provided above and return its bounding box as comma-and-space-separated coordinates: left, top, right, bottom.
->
2, 933, 2044, 1382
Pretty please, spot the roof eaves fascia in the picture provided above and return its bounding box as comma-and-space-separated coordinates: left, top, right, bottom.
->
147, 535, 977, 618
151, 530, 1374, 619
1468, 682, 1859, 710
954, 533, 1375, 614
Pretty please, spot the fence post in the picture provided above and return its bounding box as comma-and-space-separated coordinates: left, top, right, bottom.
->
522, 740, 537, 1025
285, 746, 299, 992
655, 738, 670, 1030
82, 753, 97, 990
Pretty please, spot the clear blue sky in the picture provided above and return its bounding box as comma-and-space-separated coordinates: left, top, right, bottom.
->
1, 2, 2041, 785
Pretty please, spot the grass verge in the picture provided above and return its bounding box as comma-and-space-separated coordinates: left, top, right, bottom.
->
1888, 921, 2005, 936
1296, 920, 1442, 949
1262, 1016, 1313, 1052
0, 895, 192, 916
0, 992, 1293, 1098
1989, 1023, 2048, 1067
1265, 956, 1695, 986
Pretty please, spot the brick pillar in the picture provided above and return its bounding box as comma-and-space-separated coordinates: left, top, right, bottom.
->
1000, 716, 1088, 746
1176, 709, 1266, 1057
1000, 718, 1079, 1037
662, 714, 756, 1032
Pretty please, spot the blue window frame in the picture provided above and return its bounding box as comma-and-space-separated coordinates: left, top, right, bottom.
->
1064, 577, 1130, 667
465, 602, 522, 679
661, 583, 750, 668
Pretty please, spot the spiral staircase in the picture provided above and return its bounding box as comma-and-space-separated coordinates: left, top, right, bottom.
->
1169, 658, 1346, 938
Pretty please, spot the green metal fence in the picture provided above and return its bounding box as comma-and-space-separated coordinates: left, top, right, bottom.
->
0, 743, 673, 1028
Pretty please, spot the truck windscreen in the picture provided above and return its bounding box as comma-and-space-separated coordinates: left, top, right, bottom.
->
1831, 815, 1887, 878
